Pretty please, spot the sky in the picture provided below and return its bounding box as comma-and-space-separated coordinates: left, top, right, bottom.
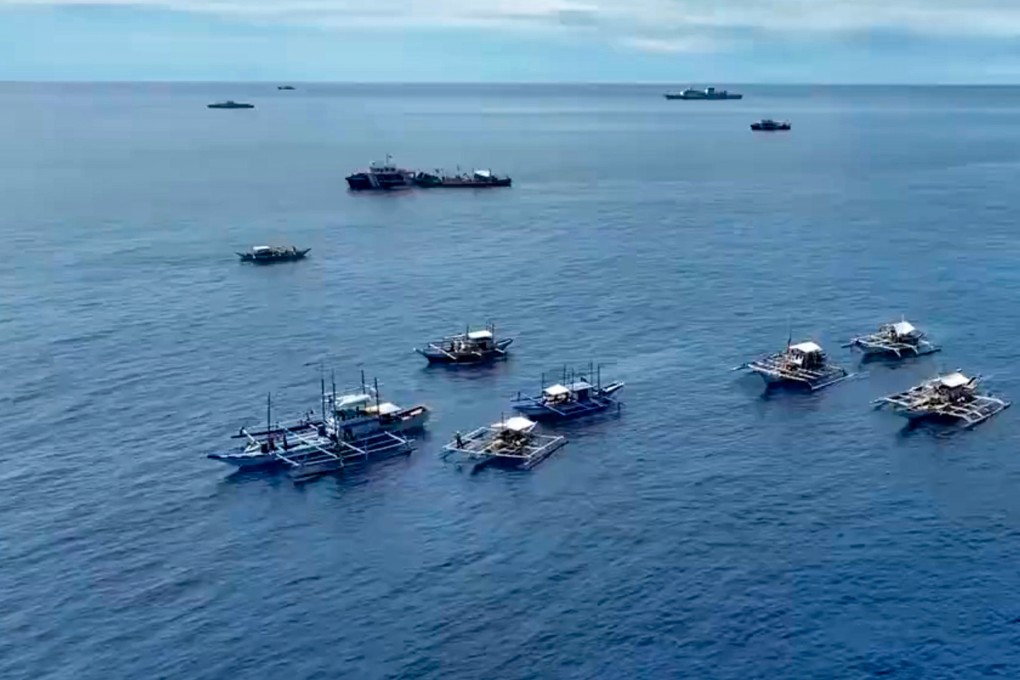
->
4, 1, 1020, 82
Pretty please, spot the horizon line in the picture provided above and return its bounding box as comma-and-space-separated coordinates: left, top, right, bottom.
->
3, 80, 1020, 87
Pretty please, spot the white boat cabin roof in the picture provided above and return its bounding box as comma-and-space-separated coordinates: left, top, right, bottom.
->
366, 402, 401, 416
467, 330, 493, 341
492, 416, 536, 433
544, 384, 571, 397
335, 393, 373, 410
789, 341, 823, 355
892, 320, 916, 336
543, 380, 593, 397
939, 372, 971, 389
253, 245, 271, 253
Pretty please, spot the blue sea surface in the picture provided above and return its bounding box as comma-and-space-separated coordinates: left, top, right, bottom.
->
4, 83, 1020, 679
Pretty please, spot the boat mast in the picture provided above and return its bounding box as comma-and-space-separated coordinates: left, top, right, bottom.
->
374, 377, 381, 412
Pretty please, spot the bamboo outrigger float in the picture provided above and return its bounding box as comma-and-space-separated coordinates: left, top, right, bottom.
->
873, 371, 1010, 428
847, 319, 939, 359
740, 340, 851, 390
442, 416, 567, 470
512, 364, 624, 421
414, 323, 513, 364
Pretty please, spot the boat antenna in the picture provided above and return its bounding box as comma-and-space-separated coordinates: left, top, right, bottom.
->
266, 392, 272, 444
374, 377, 381, 412
331, 370, 337, 407
597, 363, 602, 390
361, 369, 367, 395
786, 317, 793, 351
320, 365, 326, 420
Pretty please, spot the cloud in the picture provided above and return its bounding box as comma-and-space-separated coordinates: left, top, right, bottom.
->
12, 0, 1020, 50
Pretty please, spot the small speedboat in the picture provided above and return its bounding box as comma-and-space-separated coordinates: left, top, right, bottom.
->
751, 119, 791, 131
237, 245, 310, 264
208, 100, 255, 109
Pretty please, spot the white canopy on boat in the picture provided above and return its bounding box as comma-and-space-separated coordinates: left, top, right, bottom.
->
367, 402, 401, 416
467, 330, 493, 340
474, 169, 492, 178
543, 384, 571, 397
253, 245, 271, 253
335, 393, 372, 410
892, 320, 916, 336
493, 416, 536, 433
790, 341, 823, 354
939, 372, 971, 389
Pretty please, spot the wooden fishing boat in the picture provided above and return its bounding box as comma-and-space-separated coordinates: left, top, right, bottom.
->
740, 340, 851, 390
846, 319, 939, 359
415, 323, 513, 364
442, 416, 566, 470
873, 372, 1010, 428
512, 365, 623, 421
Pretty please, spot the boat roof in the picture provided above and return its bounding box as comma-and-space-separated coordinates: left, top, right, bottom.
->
790, 341, 823, 354
567, 380, 592, 391
474, 169, 492, 178
892, 320, 916, 336
367, 402, 400, 416
543, 384, 571, 397
253, 245, 271, 252
493, 416, 536, 433
467, 330, 493, 340
335, 393, 372, 409
939, 372, 971, 389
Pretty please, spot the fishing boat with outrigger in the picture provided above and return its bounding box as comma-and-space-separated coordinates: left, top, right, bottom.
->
207, 394, 336, 471
442, 416, 567, 471
512, 365, 624, 421
414, 323, 513, 364
846, 319, 939, 359
236, 245, 310, 264
413, 168, 512, 188
207, 374, 426, 481
751, 119, 791, 131
873, 371, 1010, 428
345, 155, 416, 191
739, 339, 851, 391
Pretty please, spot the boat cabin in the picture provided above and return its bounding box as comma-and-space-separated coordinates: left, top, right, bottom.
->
787, 341, 826, 369
934, 372, 974, 401
888, 320, 921, 343
543, 380, 592, 404
491, 416, 537, 449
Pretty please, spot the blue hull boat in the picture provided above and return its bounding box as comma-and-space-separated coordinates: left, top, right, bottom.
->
512, 370, 624, 421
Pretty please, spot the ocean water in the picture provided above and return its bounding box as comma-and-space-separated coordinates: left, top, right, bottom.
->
4, 83, 1020, 679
